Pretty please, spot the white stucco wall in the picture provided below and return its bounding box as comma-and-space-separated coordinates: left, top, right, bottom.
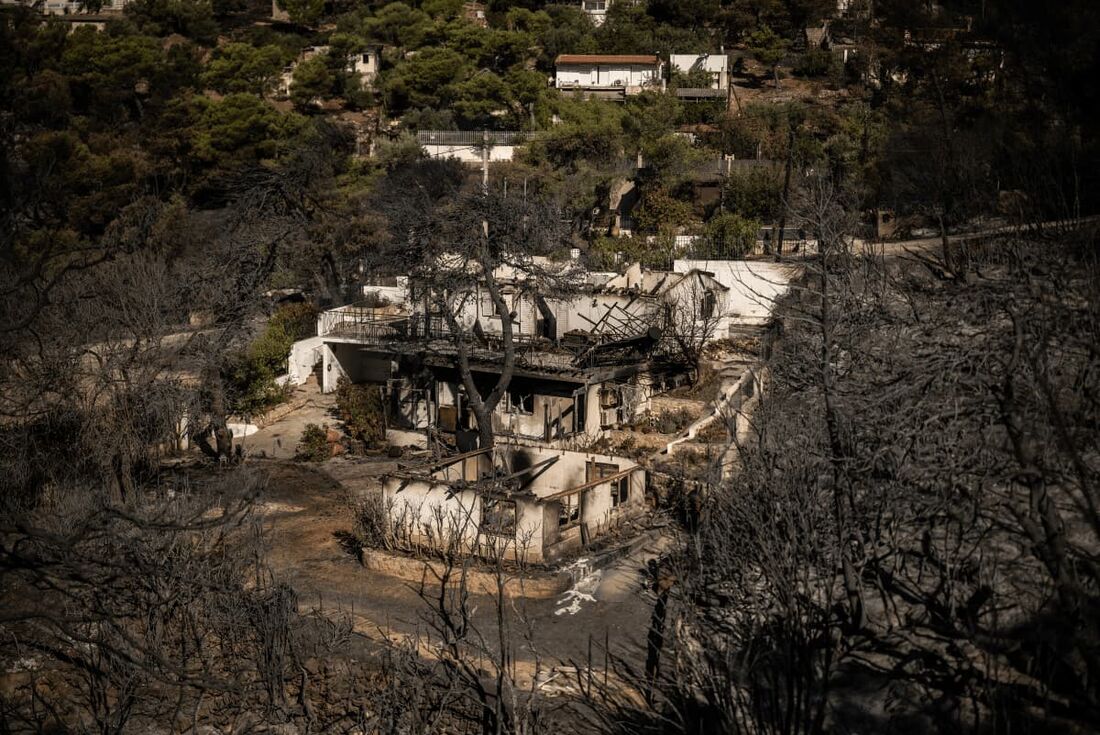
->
670, 54, 729, 88
361, 278, 408, 306
493, 393, 576, 440
580, 0, 609, 25
322, 342, 393, 393
284, 336, 325, 386
349, 49, 380, 82
673, 259, 800, 328
421, 143, 516, 163
547, 291, 655, 340
382, 447, 645, 562
446, 286, 544, 338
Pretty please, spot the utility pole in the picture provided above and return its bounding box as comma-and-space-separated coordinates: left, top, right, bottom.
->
481, 129, 489, 193
481, 130, 489, 238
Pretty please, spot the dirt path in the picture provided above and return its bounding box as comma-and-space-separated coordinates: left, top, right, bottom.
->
240, 382, 337, 460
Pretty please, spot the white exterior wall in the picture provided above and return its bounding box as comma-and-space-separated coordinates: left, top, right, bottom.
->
421, 143, 516, 163
580, 0, 609, 25
40, 0, 128, 12
662, 271, 731, 327
382, 481, 546, 560
284, 336, 325, 386
383, 480, 475, 555
322, 341, 393, 393
670, 54, 730, 88
546, 291, 655, 341
555, 63, 661, 89
673, 260, 800, 329
493, 394, 576, 439
450, 286, 540, 337
361, 277, 408, 306
349, 49, 380, 84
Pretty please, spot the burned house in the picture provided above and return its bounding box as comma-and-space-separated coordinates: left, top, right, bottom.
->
318, 290, 663, 448
313, 259, 727, 449
304, 259, 738, 563
382, 445, 646, 562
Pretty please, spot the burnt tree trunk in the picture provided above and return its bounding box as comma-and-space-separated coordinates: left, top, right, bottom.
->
443, 256, 517, 450
818, 245, 865, 631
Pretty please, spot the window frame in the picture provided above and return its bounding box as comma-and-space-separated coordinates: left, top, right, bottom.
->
558, 492, 581, 529
701, 290, 717, 319
479, 289, 496, 318
507, 389, 535, 415
611, 476, 630, 508
599, 387, 621, 409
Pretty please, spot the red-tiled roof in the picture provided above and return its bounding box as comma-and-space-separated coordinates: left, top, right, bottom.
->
555, 54, 661, 65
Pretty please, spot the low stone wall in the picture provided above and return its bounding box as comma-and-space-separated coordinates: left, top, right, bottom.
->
251, 395, 310, 429
359, 548, 570, 599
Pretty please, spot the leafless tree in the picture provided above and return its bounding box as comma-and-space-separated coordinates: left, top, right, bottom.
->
593, 167, 1100, 733
350, 482, 552, 735
0, 168, 364, 731
660, 273, 724, 377
374, 167, 578, 449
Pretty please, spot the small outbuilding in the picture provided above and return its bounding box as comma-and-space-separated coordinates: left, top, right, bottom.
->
382, 446, 646, 563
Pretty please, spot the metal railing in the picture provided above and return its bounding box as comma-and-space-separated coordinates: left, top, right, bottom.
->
321, 307, 551, 353
323, 308, 410, 341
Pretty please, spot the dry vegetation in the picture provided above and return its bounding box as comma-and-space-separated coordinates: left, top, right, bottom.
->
598, 222, 1100, 734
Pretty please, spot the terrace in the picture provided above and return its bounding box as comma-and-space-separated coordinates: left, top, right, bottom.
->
318, 301, 665, 374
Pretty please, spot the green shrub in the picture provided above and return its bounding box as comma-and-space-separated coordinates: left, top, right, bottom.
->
295, 423, 330, 462
225, 302, 318, 417
796, 48, 833, 78
335, 378, 386, 450
273, 301, 319, 338
722, 168, 783, 222
693, 212, 759, 259
224, 352, 288, 418
588, 234, 677, 271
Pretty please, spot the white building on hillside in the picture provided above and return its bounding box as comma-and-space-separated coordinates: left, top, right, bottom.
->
672, 259, 801, 329
554, 54, 664, 96
278, 45, 382, 98
670, 53, 729, 89
24, 0, 130, 13
417, 130, 530, 164
348, 46, 382, 85
578, 0, 611, 26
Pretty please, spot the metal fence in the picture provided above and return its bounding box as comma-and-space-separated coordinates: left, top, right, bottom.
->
415, 130, 536, 146
674, 87, 727, 98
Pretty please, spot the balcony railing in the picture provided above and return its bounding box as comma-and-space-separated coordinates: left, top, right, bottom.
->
322, 308, 409, 340
320, 306, 548, 352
